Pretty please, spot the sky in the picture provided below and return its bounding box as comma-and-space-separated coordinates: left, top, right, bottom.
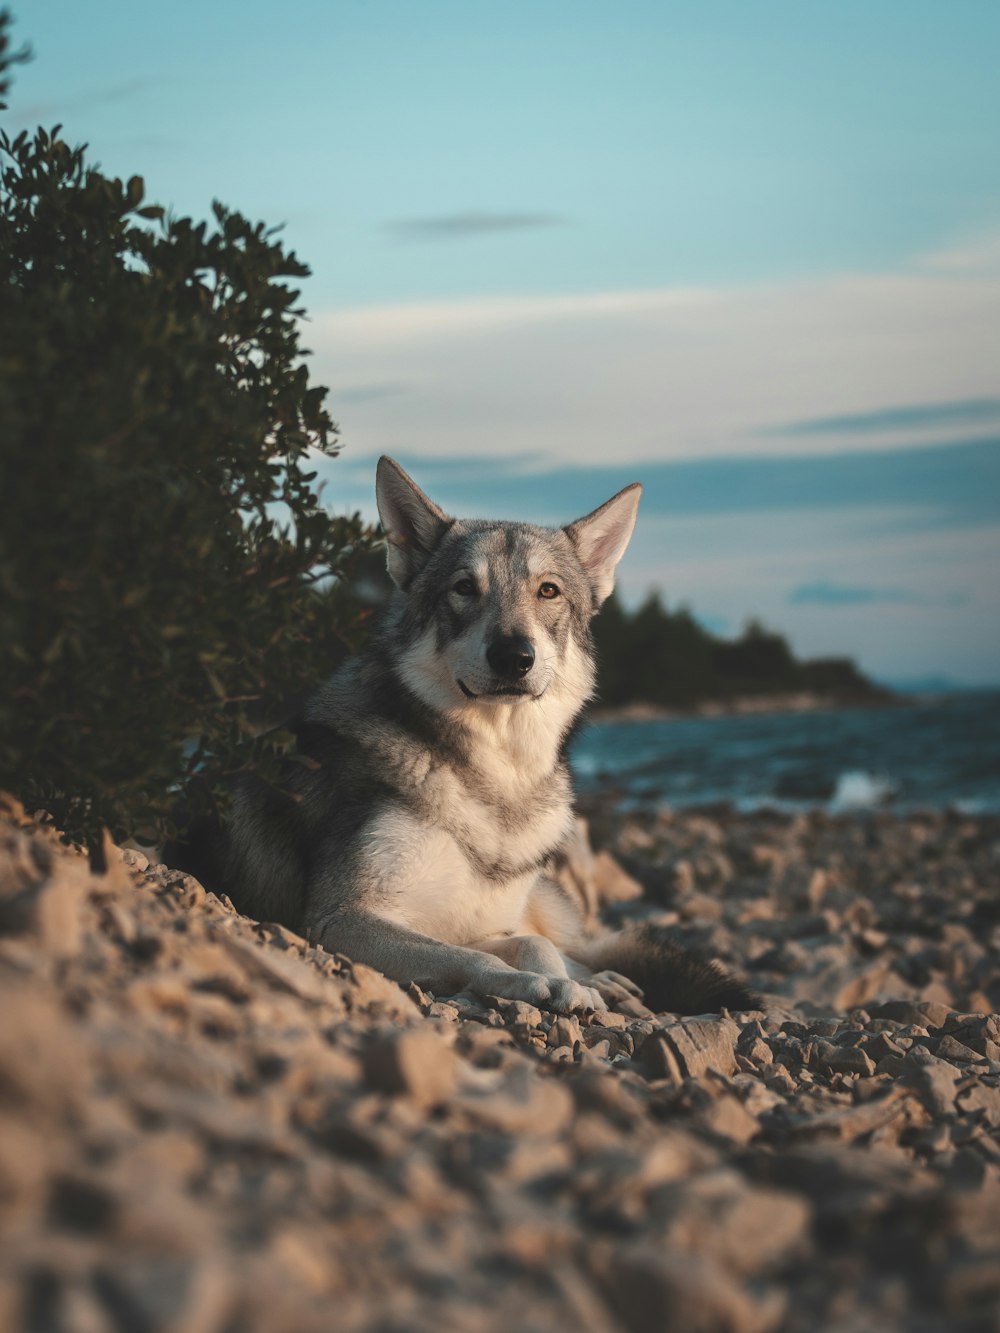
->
11, 1, 1000, 685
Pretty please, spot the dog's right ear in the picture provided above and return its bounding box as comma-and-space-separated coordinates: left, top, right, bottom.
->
375, 456, 452, 588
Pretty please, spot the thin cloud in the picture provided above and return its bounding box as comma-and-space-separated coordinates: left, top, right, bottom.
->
15, 77, 153, 125
385, 211, 569, 242
788, 582, 967, 608
334, 381, 411, 405
765, 399, 1000, 439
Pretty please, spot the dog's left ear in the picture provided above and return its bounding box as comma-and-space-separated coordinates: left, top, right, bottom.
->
376, 456, 452, 588
564, 483, 642, 607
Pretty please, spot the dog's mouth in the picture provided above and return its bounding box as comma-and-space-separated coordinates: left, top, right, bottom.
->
457, 679, 538, 701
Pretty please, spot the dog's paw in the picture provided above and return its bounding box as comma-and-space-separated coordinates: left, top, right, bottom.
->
481, 969, 557, 1007
586, 969, 644, 1005
545, 977, 607, 1014
479, 970, 606, 1013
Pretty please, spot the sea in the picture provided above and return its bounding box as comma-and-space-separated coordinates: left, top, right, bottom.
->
569, 691, 1000, 816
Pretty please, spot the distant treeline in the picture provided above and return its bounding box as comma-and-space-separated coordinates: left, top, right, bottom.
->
591, 592, 888, 710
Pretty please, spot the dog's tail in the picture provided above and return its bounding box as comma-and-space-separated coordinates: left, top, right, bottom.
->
573, 922, 762, 1015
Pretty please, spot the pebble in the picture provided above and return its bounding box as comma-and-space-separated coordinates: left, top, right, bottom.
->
363, 1027, 458, 1108
814, 1040, 877, 1078
594, 1244, 786, 1333
642, 1016, 740, 1081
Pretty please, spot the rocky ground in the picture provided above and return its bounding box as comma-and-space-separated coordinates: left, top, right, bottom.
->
1, 792, 998, 1333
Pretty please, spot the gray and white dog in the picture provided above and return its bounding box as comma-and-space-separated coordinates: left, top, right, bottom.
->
172, 457, 757, 1015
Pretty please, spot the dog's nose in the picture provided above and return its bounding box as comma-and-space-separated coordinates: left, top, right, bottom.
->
487, 635, 535, 679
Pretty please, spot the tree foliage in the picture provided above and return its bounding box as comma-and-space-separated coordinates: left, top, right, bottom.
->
592, 592, 885, 710
0, 13, 376, 844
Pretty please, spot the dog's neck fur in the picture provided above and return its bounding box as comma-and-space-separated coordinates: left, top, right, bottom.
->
446, 691, 572, 795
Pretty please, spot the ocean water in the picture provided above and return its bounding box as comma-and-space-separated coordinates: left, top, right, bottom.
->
569, 691, 1000, 815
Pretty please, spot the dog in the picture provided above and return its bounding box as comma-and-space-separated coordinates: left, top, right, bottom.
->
170, 457, 758, 1015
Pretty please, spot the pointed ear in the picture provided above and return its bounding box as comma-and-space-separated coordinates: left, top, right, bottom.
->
375, 456, 452, 588
564, 483, 642, 607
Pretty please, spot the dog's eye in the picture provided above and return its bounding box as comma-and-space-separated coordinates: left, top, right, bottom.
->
452, 578, 477, 597
538, 582, 561, 600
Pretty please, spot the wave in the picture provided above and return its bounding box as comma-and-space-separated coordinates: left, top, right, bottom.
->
828, 770, 896, 812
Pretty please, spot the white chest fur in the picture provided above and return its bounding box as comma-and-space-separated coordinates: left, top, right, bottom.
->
357, 794, 572, 946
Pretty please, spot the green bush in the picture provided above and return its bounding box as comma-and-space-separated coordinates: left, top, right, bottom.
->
0, 14, 376, 845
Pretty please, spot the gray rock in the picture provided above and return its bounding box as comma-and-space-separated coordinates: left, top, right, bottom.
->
94, 1257, 231, 1333
649, 1167, 811, 1276
904, 1053, 964, 1118
641, 1015, 741, 1081
813, 1040, 877, 1078
870, 999, 954, 1030
594, 1244, 786, 1333
363, 1028, 459, 1108
454, 1064, 573, 1135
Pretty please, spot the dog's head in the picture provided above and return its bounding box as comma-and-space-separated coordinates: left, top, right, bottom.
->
375, 457, 641, 712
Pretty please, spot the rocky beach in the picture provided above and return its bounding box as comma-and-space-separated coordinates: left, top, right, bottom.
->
1, 791, 999, 1332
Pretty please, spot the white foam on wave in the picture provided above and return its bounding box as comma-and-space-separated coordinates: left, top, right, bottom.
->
953, 797, 987, 816
571, 751, 601, 778
828, 770, 895, 812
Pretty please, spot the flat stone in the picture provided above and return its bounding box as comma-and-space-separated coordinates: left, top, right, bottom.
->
594, 1243, 786, 1333
814, 1041, 876, 1078
500, 999, 543, 1030
0, 983, 87, 1111
455, 1063, 573, 1136
94, 1256, 231, 1333
547, 1015, 582, 1049
870, 1000, 954, 1030
642, 1016, 740, 1081
342, 961, 420, 1019
934, 1034, 983, 1064
363, 1028, 459, 1108
701, 1094, 761, 1144
215, 931, 333, 1004
956, 1083, 1000, 1127
0, 832, 90, 958
651, 1168, 811, 1276
593, 850, 644, 905
904, 1054, 964, 1118
590, 1009, 628, 1030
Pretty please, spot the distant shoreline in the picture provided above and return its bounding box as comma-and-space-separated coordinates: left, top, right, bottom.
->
586, 690, 905, 725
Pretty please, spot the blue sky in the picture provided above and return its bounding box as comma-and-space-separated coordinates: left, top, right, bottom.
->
11, 1, 1000, 683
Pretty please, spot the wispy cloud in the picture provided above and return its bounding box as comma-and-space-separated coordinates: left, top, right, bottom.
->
764, 399, 1000, 439
334, 381, 411, 405
311, 231, 1000, 465
788, 581, 967, 608
385, 211, 569, 242
15, 77, 153, 125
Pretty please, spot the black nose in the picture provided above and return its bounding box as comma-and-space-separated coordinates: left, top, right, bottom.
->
487, 634, 535, 679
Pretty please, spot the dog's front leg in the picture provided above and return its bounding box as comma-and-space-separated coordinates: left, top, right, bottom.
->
309, 909, 601, 1013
